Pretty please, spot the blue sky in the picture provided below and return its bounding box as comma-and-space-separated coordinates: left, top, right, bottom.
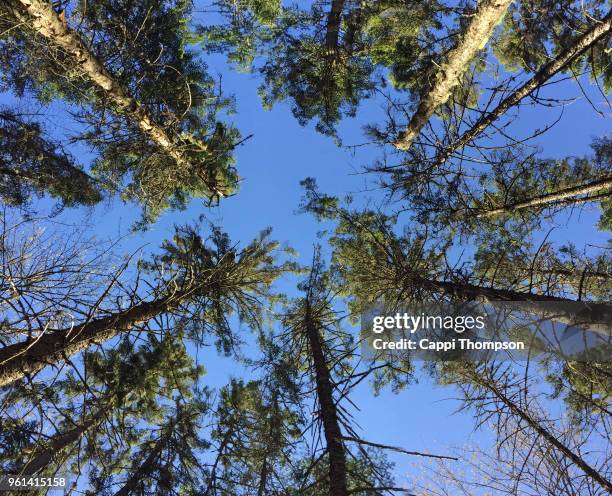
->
3, 17, 610, 490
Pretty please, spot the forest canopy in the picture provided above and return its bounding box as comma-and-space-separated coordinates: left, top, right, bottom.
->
0, 1, 610, 495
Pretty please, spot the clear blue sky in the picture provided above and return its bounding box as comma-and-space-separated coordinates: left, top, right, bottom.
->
5, 21, 610, 490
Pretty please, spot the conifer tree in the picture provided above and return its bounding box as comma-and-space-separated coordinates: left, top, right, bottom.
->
1, 0, 240, 220
300, 180, 611, 332
394, 0, 513, 150
386, 137, 612, 235
1, 333, 208, 495
201, 0, 442, 136
432, 8, 612, 166
0, 110, 101, 208
0, 223, 286, 387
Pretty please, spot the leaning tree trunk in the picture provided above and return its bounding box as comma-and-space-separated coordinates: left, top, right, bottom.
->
113, 429, 171, 496
433, 9, 612, 166
8, 0, 224, 196
17, 409, 105, 476
394, 0, 513, 150
203, 428, 233, 496
478, 176, 612, 218
411, 274, 611, 335
0, 288, 192, 387
470, 370, 612, 493
304, 302, 349, 496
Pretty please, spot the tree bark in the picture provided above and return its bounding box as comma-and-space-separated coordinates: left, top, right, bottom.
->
410, 275, 611, 335
473, 372, 612, 493
0, 290, 188, 388
256, 456, 269, 496
478, 177, 612, 218
8, 0, 222, 193
325, 0, 346, 53
17, 409, 105, 476
304, 302, 349, 496
434, 10, 612, 165
394, 0, 513, 150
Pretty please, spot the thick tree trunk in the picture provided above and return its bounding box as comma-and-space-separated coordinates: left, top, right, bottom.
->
325, 0, 346, 53
9, 0, 218, 188
434, 10, 612, 165
478, 177, 612, 218
394, 0, 513, 150
473, 372, 612, 493
0, 291, 184, 388
304, 303, 349, 496
411, 275, 611, 334
18, 409, 104, 476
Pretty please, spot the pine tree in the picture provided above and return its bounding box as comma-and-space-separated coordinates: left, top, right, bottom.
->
201, 0, 442, 136
1, 0, 240, 221
300, 180, 611, 333
0, 224, 286, 387
0, 110, 101, 208
394, 0, 513, 150
202, 374, 301, 495
433, 9, 612, 167
2, 333, 206, 490
387, 138, 612, 235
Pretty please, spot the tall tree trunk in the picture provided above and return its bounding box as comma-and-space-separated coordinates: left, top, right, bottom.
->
470, 371, 612, 493
410, 274, 611, 334
113, 430, 171, 496
394, 0, 513, 150
256, 457, 269, 496
434, 10, 612, 165
304, 302, 349, 496
8, 0, 224, 195
17, 409, 105, 476
325, 0, 346, 54
0, 289, 190, 388
478, 177, 612, 218
203, 428, 233, 496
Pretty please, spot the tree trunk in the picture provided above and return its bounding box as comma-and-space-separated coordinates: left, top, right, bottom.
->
478, 177, 612, 218
473, 372, 612, 493
434, 10, 612, 165
203, 428, 233, 496
256, 457, 268, 496
394, 0, 513, 150
0, 291, 184, 388
8, 0, 222, 192
113, 431, 170, 496
17, 409, 105, 476
411, 275, 611, 334
325, 0, 346, 53
304, 302, 349, 496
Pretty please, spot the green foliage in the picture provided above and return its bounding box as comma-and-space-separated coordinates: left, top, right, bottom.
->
364, 2, 442, 90
384, 138, 612, 239
204, 376, 302, 494
140, 222, 292, 351
493, 0, 611, 90
0, 110, 102, 208
546, 360, 612, 427
200, 1, 442, 136
0, 0, 240, 221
